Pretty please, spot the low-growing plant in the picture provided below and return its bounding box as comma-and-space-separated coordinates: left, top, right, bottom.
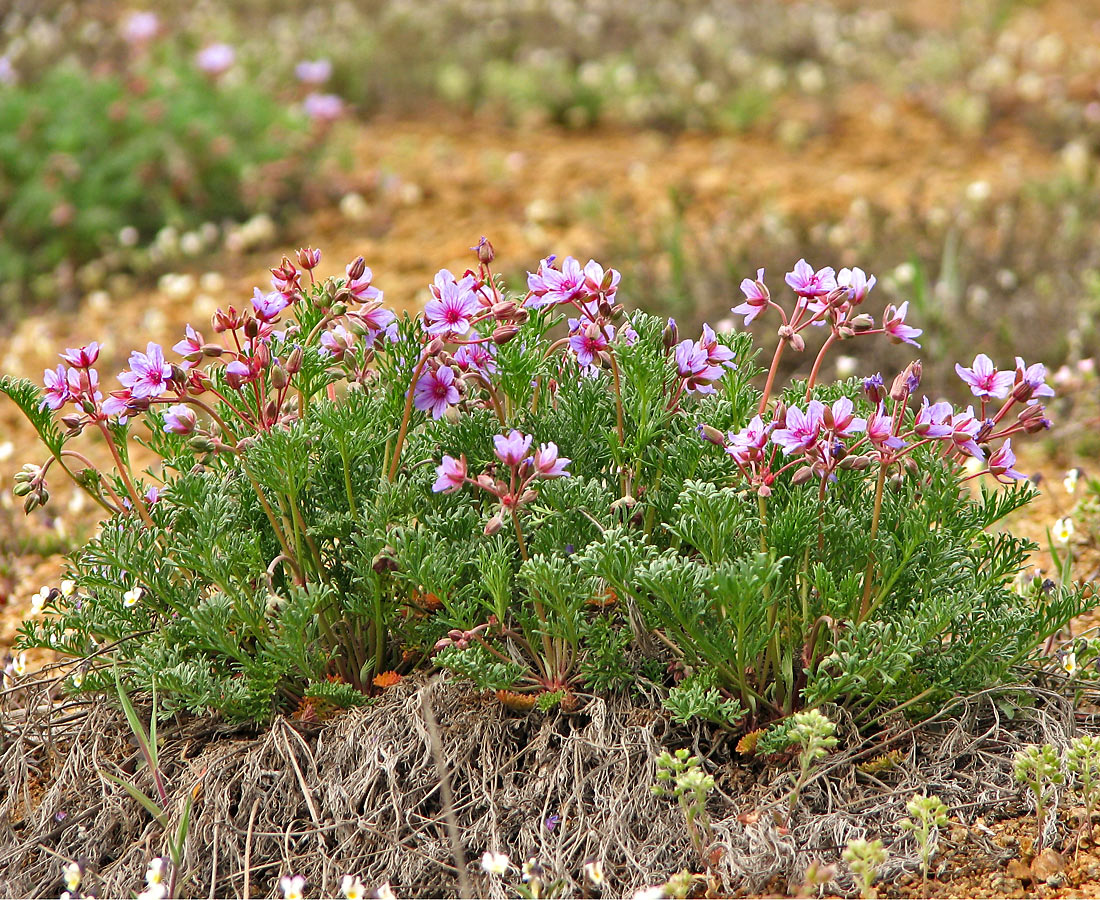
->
898, 792, 949, 884
842, 838, 887, 899
4, 241, 1089, 726
1066, 734, 1100, 854
788, 708, 838, 811
653, 748, 715, 862
1013, 744, 1065, 851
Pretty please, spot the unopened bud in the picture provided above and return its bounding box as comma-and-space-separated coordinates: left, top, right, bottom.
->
296, 246, 321, 270
491, 300, 517, 319
286, 345, 303, 375
264, 400, 278, 422
331, 301, 347, 317
244, 317, 260, 339
12, 481, 33, 497
889, 370, 910, 402
610, 495, 637, 512
347, 256, 367, 281
484, 513, 504, 536
757, 483, 772, 498
270, 366, 288, 390
475, 236, 495, 264
662, 318, 679, 351
849, 314, 875, 332
170, 364, 188, 383
790, 466, 815, 485
190, 434, 216, 453
492, 325, 520, 345
201, 343, 224, 357
426, 338, 444, 356
697, 424, 726, 446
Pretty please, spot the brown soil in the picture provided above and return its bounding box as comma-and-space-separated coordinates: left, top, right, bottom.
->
1, 100, 1097, 898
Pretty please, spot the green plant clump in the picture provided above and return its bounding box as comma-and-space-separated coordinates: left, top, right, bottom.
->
4, 242, 1090, 725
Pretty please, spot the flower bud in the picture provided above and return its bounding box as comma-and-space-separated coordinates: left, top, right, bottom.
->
790, 466, 815, 485
697, 424, 726, 446
286, 345, 303, 375
270, 365, 288, 390
244, 317, 260, 339
475, 236, 495, 264
849, 314, 875, 331
757, 483, 772, 498
347, 256, 367, 281
297, 246, 321, 270
491, 300, 517, 320
662, 318, 679, 351
492, 325, 520, 345
889, 369, 910, 402
12, 481, 33, 497
331, 301, 347, 317
484, 513, 504, 536
190, 434, 216, 453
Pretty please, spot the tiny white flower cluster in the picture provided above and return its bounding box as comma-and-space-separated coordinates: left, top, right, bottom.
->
136, 857, 167, 900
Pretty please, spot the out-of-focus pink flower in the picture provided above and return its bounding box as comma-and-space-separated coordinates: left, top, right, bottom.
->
319, 324, 355, 359
699, 323, 736, 369
196, 43, 235, 76
1012, 357, 1055, 405
173, 325, 204, 364
346, 262, 382, 303
0, 56, 16, 86
837, 267, 875, 305
121, 11, 159, 44
303, 92, 344, 122
955, 354, 1013, 399
295, 59, 333, 85
61, 343, 100, 368
453, 335, 497, 376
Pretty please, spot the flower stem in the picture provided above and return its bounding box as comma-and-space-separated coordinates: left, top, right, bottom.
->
387, 350, 430, 481
858, 461, 888, 621
804, 332, 837, 400
96, 422, 155, 528
758, 341, 786, 416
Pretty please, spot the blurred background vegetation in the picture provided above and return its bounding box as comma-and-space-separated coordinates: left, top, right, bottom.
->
1, 0, 1099, 400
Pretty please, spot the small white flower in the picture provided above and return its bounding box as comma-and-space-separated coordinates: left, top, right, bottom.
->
583, 858, 605, 886
340, 874, 366, 900
30, 586, 50, 615
374, 882, 396, 900
631, 887, 666, 900
1063, 651, 1079, 677
146, 857, 167, 885
834, 355, 859, 379
137, 884, 168, 900
63, 861, 82, 892
1052, 517, 1075, 546
12, 652, 27, 677
0, 441, 12, 461
280, 874, 306, 900
123, 586, 144, 607
481, 850, 511, 876
1064, 469, 1080, 495
71, 670, 84, 688
60, 579, 76, 598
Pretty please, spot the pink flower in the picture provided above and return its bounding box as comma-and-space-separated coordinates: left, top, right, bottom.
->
172, 325, 204, 363
771, 401, 825, 455
955, 354, 1013, 399
196, 43, 235, 76
883, 302, 922, 347
425, 272, 480, 337
726, 415, 770, 465
303, 92, 344, 122
67, 367, 103, 405
251, 287, 289, 323
162, 404, 197, 435
433, 454, 467, 493
948, 406, 984, 459
534, 442, 571, 478
582, 259, 620, 300
1012, 357, 1055, 404
526, 256, 587, 308
988, 440, 1024, 482
568, 325, 610, 368
785, 259, 836, 298
824, 397, 865, 438
837, 267, 875, 305
346, 263, 382, 303
453, 335, 497, 376
674, 340, 724, 394
351, 305, 397, 343
732, 268, 769, 325
914, 398, 953, 437
224, 359, 253, 390
121, 11, 159, 44
866, 405, 905, 450
319, 324, 355, 359
102, 391, 132, 419
61, 343, 100, 368
414, 366, 460, 419
118, 343, 172, 399
295, 59, 332, 85
493, 430, 533, 466
699, 324, 736, 370
41, 365, 72, 410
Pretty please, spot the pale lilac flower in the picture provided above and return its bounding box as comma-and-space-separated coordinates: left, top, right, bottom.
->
102, 391, 132, 419
837, 267, 875, 305
863, 373, 885, 405
303, 92, 344, 122
674, 340, 724, 394
162, 404, 196, 435
948, 406, 984, 459
914, 398, 953, 438
732, 268, 769, 324
42, 365, 72, 410
172, 325, 203, 362
883, 302, 922, 347
251, 287, 289, 322
825, 397, 865, 438
771, 401, 825, 454
866, 405, 905, 450
526, 256, 587, 308
533, 443, 571, 478
67, 366, 103, 404
121, 11, 159, 44
319, 324, 355, 359
196, 43, 235, 76
785, 259, 836, 298
295, 59, 333, 84
414, 367, 459, 419
433, 455, 467, 493
494, 430, 533, 466
0, 56, 15, 86
726, 415, 770, 465
224, 359, 252, 389
425, 274, 479, 337
1013, 357, 1056, 404
118, 343, 172, 399
346, 263, 383, 303
955, 354, 1013, 399
699, 323, 736, 369
453, 336, 497, 375
351, 305, 397, 343
569, 326, 610, 368
988, 440, 1024, 482
61, 343, 100, 368
145, 486, 161, 505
